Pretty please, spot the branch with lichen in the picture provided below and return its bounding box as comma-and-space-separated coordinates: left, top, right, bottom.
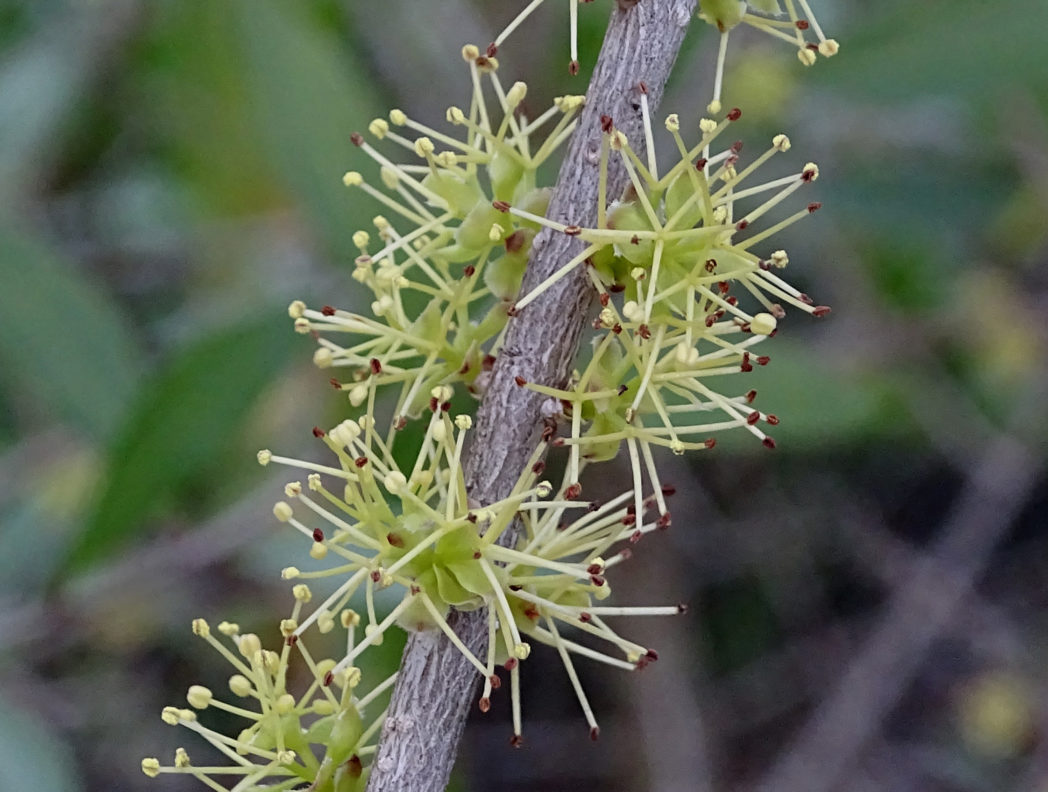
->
142, 1, 838, 791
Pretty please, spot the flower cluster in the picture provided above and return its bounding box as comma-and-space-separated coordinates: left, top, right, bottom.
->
141, 607, 395, 792
699, 0, 839, 113
256, 398, 681, 744
498, 89, 829, 504
297, 45, 584, 424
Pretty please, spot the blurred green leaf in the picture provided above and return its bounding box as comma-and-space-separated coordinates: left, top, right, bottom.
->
65, 311, 301, 574
0, 223, 142, 440
0, 2, 139, 201
816, 0, 1048, 103
0, 694, 82, 792
230, 1, 383, 259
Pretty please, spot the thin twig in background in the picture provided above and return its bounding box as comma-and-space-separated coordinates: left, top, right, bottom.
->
753, 376, 1047, 792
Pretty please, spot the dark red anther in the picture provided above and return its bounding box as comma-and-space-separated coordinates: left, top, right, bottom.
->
771, 304, 786, 318
506, 304, 520, 317
321, 305, 336, 316
796, 19, 810, 29
323, 670, 334, 686
630, 530, 643, 543
807, 202, 822, 213
463, 264, 476, 277
565, 482, 583, 499
514, 375, 526, 387
617, 384, 628, 396
441, 401, 450, 412
762, 436, 777, 450
523, 605, 540, 621
312, 426, 325, 437
736, 219, 749, 231
458, 360, 470, 374
579, 612, 593, 624
704, 438, 717, 449
745, 389, 758, 403
718, 281, 730, 294
646, 648, 659, 662
726, 296, 738, 306
600, 115, 614, 133
466, 513, 478, 523
806, 42, 819, 51
799, 293, 814, 304
313, 528, 325, 542
479, 697, 491, 713
812, 305, 832, 317
482, 354, 496, 370
766, 414, 780, 425
565, 225, 582, 236
504, 658, 518, 671
677, 602, 689, 614
705, 258, 717, 272
622, 513, 636, 526
490, 674, 502, 690
370, 358, 382, 374
590, 726, 600, 742
727, 107, 742, 121
486, 41, 498, 56
630, 234, 640, 245
661, 484, 676, 496
741, 353, 753, 373
393, 415, 408, 431
473, 551, 482, 559
759, 259, 770, 270
609, 282, 626, 293
510, 735, 524, 748
569, 60, 580, 75
599, 293, 610, 307
475, 56, 491, 68
531, 460, 546, 476
492, 200, 510, 213
757, 356, 770, 366
695, 157, 708, 170
504, 229, 526, 253
590, 574, 606, 587
587, 500, 601, 512
747, 411, 761, 426
657, 512, 672, 529
410, 584, 420, 595
370, 570, 381, 582
386, 532, 404, 548
329, 378, 342, 390
346, 756, 363, 778
286, 634, 298, 646
350, 132, 364, 146
354, 456, 368, 468
731, 140, 744, 154
638, 80, 649, 94
637, 324, 651, 339
429, 396, 439, 412
705, 315, 716, 328
612, 323, 623, 334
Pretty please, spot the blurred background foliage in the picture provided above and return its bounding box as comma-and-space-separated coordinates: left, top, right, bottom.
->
1, 1, 1046, 790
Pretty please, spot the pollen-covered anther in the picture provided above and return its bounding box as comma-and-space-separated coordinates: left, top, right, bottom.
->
801, 162, 820, 182
609, 130, 628, 150
413, 137, 436, 158
342, 170, 363, 187
772, 133, 791, 152
272, 501, 293, 522
798, 48, 817, 66
368, 118, 389, 139
819, 39, 840, 57
293, 317, 311, 334
141, 758, 160, 778
256, 449, 272, 466
750, 312, 777, 335
186, 685, 212, 709
287, 299, 306, 318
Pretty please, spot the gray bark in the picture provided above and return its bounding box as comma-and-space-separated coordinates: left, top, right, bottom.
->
365, 2, 698, 790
